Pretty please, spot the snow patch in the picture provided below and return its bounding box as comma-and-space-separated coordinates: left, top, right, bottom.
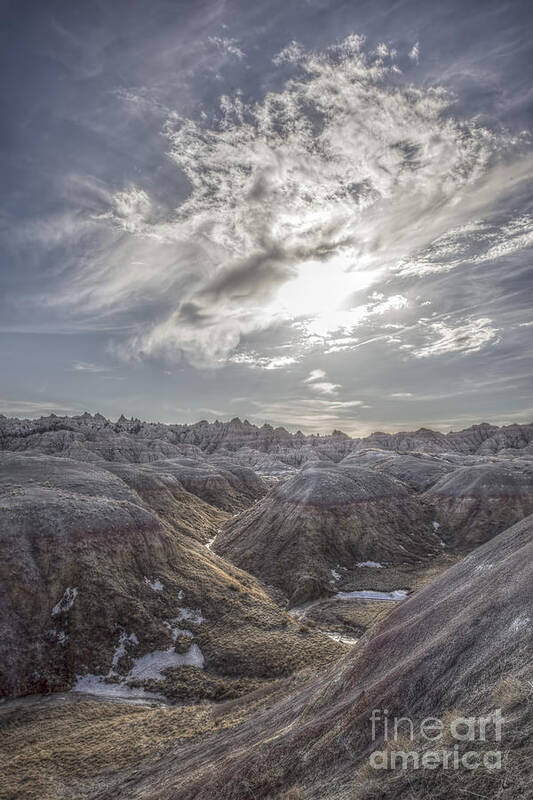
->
72, 673, 163, 701
176, 607, 205, 625
111, 630, 139, 671
205, 534, 217, 550
336, 589, 408, 601
165, 619, 194, 640
51, 587, 78, 616
431, 521, 446, 547
144, 578, 165, 592
144, 577, 164, 591
73, 614, 204, 701
128, 643, 204, 681
356, 561, 383, 568
330, 569, 341, 581
287, 602, 315, 619
325, 631, 358, 645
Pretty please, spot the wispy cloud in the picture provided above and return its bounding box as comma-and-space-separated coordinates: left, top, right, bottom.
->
0, 400, 77, 417
37, 34, 532, 371
409, 42, 420, 63
303, 368, 340, 395
208, 36, 244, 60
309, 381, 341, 395
304, 369, 326, 383
413, 317, 499, 358
229, 352, 297, 369
71, 361, 108, 373
98, 186, 153, 234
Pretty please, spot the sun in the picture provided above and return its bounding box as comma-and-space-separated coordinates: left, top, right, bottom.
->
272, 251, 379, 333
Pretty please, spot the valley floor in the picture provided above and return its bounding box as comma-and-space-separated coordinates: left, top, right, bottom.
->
0, 555, 457, 800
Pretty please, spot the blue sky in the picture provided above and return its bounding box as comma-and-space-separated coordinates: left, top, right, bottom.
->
1, 0, 532, 434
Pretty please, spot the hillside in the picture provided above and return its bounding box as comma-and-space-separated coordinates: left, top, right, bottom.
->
100, 512, 533, 800
214, 460, 441, 604
0, 452, 343, 701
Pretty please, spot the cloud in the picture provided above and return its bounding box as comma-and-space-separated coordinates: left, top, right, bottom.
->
310, 381, 341, 395
304, 369, 326, 382
0, 400, 77, 417
208, 36, 244, 60
40, 35, 532, 369
229, 352, 297, 369
409, 42, 420, 63
303, 368, 340, 394
71, 361, 108, 373
103, 187, 153, 233
413, 317, 499, 358
302, 294, 408, 338
396, 212, 533, 276
272, 40, 306, 65
248, 393, 368, 434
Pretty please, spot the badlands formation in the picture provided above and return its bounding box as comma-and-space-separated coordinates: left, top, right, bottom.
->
0, 412, 532, 799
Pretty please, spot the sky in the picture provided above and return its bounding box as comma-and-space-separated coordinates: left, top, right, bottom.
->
1, 0, 532, 435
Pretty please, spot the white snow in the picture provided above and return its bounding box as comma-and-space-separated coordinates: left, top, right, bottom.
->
325, 631, 358, 645
51, 587, 78, 616
128, 643, 205, 680
72, 673, 163, 701
431, 521, 446, 547
336, 589, 408, 601
205, 534, 218, 550
176, 607, 205, 625
330, 569, 341, 581
287, 602, 315, 619
144, 577, 164, 591
124, 613, 204, 681
356, 561, 383, 568
72, 614, 204, 701
111, 630, 139, 670
166, 621, 193, 640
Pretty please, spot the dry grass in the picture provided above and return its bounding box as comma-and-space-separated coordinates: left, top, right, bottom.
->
0, 698, 210, 799
0, 667, 326, 800
0, 679, 297, 800
280, 788, 305, 799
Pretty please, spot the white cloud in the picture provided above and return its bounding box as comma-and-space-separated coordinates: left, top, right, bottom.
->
409, 42, 420, 63
0, 400, 77, 417
310, 381, 341, 395
304, 369, 326, 382
71, 361, 108, 373
413, 317, 499, 358
273, 40, 306, 65
44, 36, 531, 368
229, 352, 297, 369
208, 36, 244, 60
303, 368, 340, 394
99, 186, 152, 234
303, 294, 408, 338
376, 43, 397, 59
396, 213, 533, 276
